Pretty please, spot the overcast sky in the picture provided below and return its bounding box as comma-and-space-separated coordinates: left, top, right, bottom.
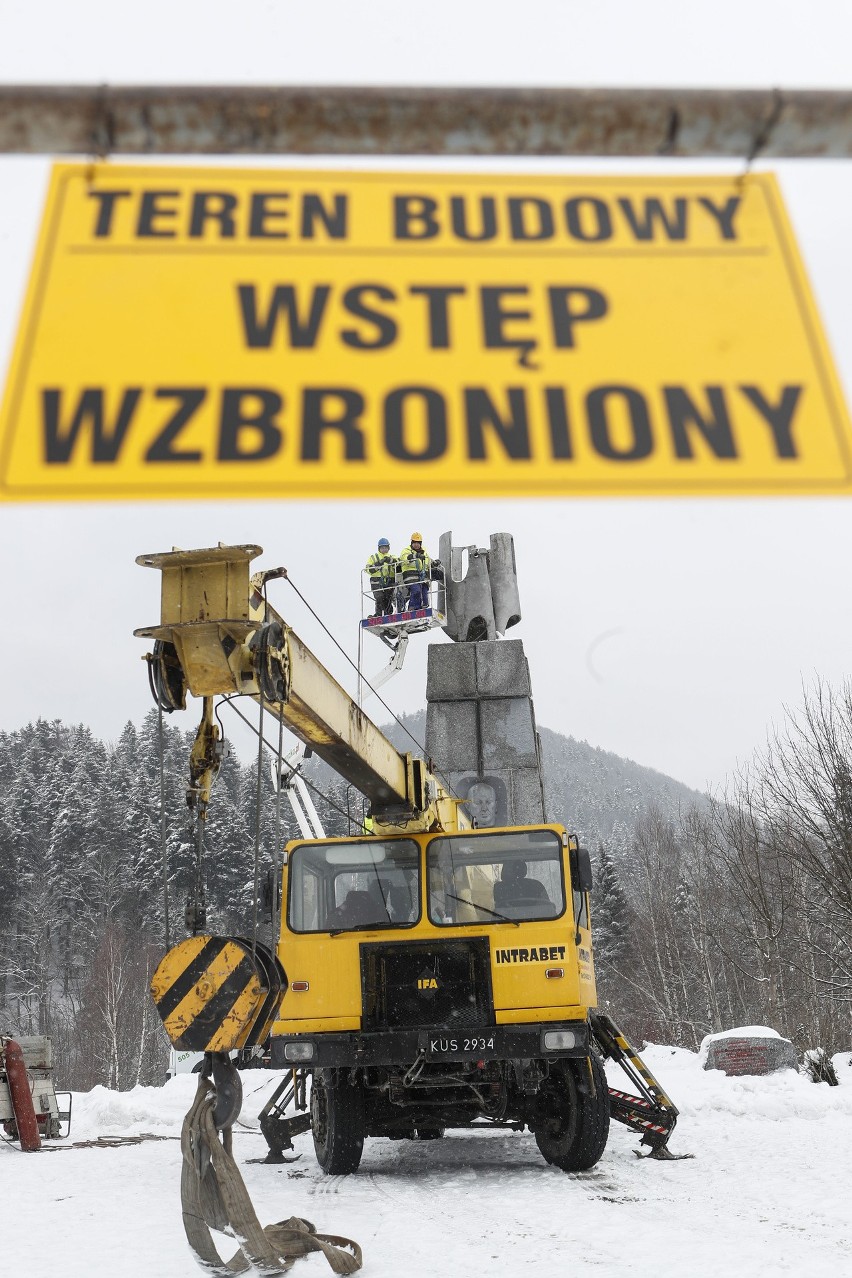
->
3, 2, 852, 795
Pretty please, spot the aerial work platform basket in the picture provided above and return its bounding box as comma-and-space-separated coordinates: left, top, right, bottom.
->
360, 575, 446, 647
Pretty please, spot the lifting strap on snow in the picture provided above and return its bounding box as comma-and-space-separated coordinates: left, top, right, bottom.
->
42, 1133, 176, 1151
180, 1075, 362, 1275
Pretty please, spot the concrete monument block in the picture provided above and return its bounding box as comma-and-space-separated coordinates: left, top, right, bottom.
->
449, 546, 496, 642
426, 642, 477, 702
510, 770, 547, 825
426, 536, 546, 831
446, 767, 545, 827
426, 701, 479, 772
474, 640, 532, 698
480, 699, 539, 768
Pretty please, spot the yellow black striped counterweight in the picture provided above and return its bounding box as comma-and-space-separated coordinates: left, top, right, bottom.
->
150, 935, 287, 1052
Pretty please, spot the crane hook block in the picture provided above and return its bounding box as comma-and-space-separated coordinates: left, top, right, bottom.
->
150, 936, 287, 1053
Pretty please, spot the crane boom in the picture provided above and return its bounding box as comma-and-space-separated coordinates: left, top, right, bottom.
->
277, 617, 407, 807
134, 543, 464, 833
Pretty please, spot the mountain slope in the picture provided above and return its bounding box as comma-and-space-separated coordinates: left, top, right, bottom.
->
537, 723, 710, 845
378, 709, 709, 847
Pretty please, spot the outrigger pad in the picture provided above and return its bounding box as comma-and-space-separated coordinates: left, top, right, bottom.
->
635, 1145, 695, 1161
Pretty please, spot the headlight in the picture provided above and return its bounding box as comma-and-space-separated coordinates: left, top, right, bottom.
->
543, 1030, 577, 1051
283, 1041, 315, 1061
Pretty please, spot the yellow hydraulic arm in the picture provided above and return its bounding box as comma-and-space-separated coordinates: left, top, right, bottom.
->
135, 543, 465, 836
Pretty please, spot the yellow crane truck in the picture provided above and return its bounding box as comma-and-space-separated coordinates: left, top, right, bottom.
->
143, 544, 683, 1174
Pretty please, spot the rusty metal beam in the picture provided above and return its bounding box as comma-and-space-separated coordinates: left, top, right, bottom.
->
1, 85, 852, 158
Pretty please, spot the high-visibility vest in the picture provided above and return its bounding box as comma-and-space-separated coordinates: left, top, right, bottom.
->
400, 545, 430, 583
366, 551, 396, 586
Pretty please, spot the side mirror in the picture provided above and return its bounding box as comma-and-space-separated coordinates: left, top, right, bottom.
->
570, 845, 594, 894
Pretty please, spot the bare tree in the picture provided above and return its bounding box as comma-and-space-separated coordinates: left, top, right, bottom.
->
77, 926, 166, 1090
756, 679, 852, 931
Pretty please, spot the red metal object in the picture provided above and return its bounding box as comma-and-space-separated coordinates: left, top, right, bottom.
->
3, 1040, 41, 1151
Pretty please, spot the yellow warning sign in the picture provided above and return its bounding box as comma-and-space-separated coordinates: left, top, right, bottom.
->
1, 164, 850, 501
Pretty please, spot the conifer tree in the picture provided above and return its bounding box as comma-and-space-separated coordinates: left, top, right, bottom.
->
592, 843, 632, 976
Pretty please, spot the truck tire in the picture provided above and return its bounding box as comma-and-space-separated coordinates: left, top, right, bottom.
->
310, 1072, 365, 1175
535, 1054, 610, 1172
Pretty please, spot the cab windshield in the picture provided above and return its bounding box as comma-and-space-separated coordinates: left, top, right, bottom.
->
427, 829, 565, 927
287, 839, 420, 933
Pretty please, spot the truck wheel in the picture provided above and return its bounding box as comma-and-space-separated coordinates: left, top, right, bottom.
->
310, 1072, 365, 1175
535, 1054, 610, 1172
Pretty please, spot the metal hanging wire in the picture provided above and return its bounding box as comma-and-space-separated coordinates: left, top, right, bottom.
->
215, 694, 354, 828
281, 572, 460, 801
252, 689, 264, 957
251, 579, 271, 956
158, 702, 171, 949
188, 806, 207, 935
273, 714, 284, 944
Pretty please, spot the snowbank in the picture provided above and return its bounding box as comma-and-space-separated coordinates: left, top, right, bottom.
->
8, 1050, 851, 1278
60, 1050, 852, 1146
630, 1042, 852, 1123
67, 1070, 282, 1141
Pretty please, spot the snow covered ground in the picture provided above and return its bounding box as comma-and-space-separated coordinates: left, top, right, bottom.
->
4, 1047, 851, 1278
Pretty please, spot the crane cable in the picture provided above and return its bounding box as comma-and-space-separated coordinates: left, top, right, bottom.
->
215, 695, 359, 828
249, 573, 275, 956
176, 567, 459, 950
281, 572, 461, 802
152, 679, 360, 955
154, 696, 205, 939
252, 686, 264, 957
158, 701, 170, 949
273, 713, 285, 940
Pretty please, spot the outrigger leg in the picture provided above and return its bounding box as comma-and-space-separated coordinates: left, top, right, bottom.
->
589, 1011, 693, 1160
258, 1068, 312, 1164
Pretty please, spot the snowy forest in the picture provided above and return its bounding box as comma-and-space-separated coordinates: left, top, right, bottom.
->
1, 681, 850, 1091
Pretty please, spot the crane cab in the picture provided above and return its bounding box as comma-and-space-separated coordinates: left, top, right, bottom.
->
270, 824, 596, 1068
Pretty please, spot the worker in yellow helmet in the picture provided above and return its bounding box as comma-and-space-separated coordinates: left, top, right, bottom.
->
399, 532, 431, 610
